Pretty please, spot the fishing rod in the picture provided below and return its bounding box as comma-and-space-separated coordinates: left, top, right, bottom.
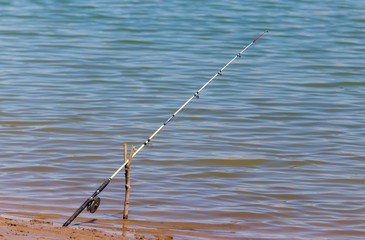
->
63, 30, 268, 227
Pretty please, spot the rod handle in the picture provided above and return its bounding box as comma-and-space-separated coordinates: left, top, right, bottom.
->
63, 179, 110, 226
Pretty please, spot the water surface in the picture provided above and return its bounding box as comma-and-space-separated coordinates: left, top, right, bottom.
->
1, 0, 364, 239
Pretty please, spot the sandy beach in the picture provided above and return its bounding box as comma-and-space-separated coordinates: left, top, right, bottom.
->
0, 215, 174, 240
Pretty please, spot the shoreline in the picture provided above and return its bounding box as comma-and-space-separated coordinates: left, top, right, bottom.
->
0, 215, 129, 240
0, 213, 260, 240
0, 215, 175, 240
0, 216, 125, 240
0, 202, 259, 239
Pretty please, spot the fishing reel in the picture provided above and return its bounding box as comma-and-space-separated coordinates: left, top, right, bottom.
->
87, 196, 101, 213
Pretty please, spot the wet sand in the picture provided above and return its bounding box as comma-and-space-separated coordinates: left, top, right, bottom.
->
0, 216, 122, 240
0, 216, 174, 240
0, 214, 266, 240
0, 201, 265, 239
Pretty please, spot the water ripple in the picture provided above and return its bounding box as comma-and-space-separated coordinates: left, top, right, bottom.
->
1, 0, 365, 239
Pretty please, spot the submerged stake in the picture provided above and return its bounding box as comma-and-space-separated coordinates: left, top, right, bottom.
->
62, 30, 268, 227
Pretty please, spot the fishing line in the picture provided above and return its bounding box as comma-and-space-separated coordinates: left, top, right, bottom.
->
63, 30, 268, 227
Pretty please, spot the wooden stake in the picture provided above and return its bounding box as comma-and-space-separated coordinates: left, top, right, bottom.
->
123, 144, 128, 215
123, 145, 134, 219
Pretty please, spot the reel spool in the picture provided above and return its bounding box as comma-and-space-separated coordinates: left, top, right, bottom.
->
87, 196, 101, 213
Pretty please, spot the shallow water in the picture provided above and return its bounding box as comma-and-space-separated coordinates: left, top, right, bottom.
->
1, 0, 365, 239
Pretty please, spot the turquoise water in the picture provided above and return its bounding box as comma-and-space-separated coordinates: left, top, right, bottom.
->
1, 0, 364, 239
